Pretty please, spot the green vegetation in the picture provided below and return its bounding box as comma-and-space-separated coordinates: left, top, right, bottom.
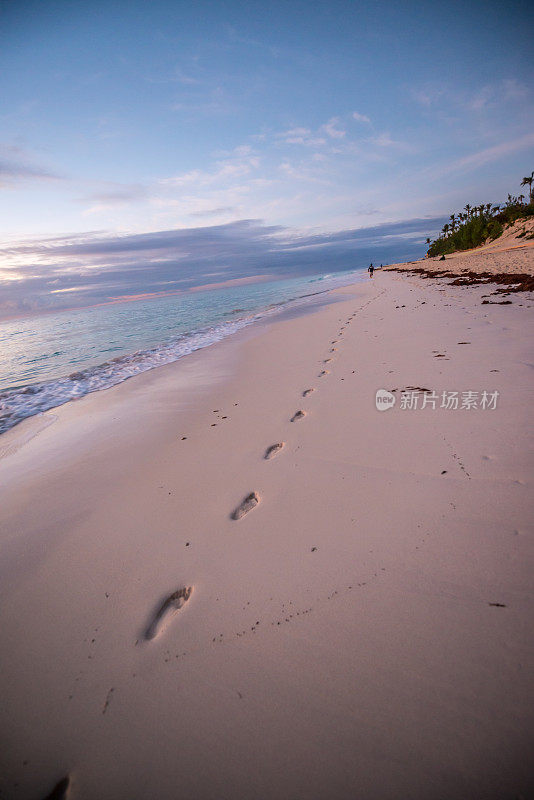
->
427, 171, 534, 257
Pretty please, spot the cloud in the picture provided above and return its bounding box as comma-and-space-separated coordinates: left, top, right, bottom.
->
437, 132, 534, 176
501, 78, 529, 102
276, 127, 326, 146
277, 160, 331, 185
470, 85, 494, 112
469, 79, 530, 112
160, 150, 260, 188
352, 112, 371, 124
0, 144, 63, 185
80, 183, 148, 205
189, 206, 237, 217
371, 133, 398, 147
412, 79, 531, 115
0, 216, 446, 318
411, 85, 445, 107
172, 68, 201, 85
279, 127, 310, 138
367, 133, 413, 153
279, 217, 445, 251
212, 144, 254, 158
322, 117, 346, 139
0, 159, 57, 181
144, 65, 201, 86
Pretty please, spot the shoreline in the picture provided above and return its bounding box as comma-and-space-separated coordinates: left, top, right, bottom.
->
1, 269, 533, 799
0, 283, 354, 482
0, 271, 362, 438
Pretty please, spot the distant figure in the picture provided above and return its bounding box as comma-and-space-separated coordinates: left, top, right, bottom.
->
439, 254, 446, 261
380, 264, 383, 269
368, 263, 374, 277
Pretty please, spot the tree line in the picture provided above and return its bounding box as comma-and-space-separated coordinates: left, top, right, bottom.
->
426, 171, 534, 257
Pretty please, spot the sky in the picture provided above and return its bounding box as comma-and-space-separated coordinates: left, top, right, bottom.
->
0, 0, 533, 318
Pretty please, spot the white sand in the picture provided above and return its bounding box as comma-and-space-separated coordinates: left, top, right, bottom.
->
1, 271, 533, 799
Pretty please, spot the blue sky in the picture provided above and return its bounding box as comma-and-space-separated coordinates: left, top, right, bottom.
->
0, 0, 533, 316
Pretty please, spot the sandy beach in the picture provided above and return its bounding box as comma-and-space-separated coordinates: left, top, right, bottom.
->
1, 261, 533, 799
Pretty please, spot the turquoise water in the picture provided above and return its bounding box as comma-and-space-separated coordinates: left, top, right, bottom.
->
0, 268, 364, 434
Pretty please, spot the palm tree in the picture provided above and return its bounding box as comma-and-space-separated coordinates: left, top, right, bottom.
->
519, 194, 525, 205
520, 171, 533, 204
426, 237, 431, 245
449, 213, 456, 231
485, 203, 492, 216
464, 203, 471, 218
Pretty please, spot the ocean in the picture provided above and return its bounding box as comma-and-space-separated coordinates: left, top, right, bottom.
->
0, 268, 365, 435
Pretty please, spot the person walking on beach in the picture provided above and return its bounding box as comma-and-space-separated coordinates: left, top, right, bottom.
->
368, 263, 374, 277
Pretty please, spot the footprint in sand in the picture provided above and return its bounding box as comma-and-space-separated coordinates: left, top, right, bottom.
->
291, 410, 306, 422
302, 388, 315, 397
265, 442, 285, 460
41, 776, 70, 800
324, 358, 332, 363
319, 370, 329, 377
145, 587, 193, 640
330, 347, 337, 352
232, 492, 260, 520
